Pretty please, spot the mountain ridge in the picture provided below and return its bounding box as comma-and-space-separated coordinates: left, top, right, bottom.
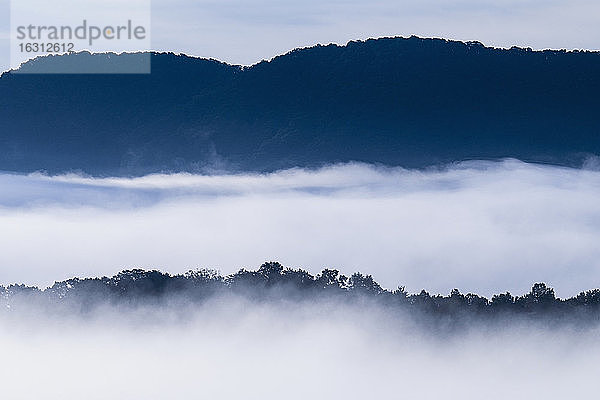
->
6, 35, 600, 77
2, 36, 599, 176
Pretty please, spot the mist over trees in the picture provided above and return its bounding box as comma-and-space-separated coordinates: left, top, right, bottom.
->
2, 262, 600, 329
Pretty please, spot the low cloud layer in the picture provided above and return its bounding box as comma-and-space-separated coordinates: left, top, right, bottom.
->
1, 159, 600, 297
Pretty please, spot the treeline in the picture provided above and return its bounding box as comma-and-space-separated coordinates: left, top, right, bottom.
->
2, 262, 600, 326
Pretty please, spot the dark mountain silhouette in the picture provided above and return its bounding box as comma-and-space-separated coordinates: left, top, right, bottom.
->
3, 263, 600, 329
1, 36, 599, 175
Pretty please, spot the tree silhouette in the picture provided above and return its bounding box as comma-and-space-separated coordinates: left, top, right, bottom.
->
2, 263, 600, 328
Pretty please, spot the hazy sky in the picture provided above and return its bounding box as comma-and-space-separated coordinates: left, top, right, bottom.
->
1, 0, 599, 71
2, 160, 600, 297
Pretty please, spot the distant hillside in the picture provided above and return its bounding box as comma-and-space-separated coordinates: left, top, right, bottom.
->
1, 36, 599, 175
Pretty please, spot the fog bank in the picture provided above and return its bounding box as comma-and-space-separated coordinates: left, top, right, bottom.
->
0, 299, 597, 399
1, 159, 600, 296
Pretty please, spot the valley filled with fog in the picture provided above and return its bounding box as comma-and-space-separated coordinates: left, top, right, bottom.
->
2, 159, 600, 399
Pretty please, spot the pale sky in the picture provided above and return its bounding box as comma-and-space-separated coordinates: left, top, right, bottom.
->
1, 0, 599, 71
